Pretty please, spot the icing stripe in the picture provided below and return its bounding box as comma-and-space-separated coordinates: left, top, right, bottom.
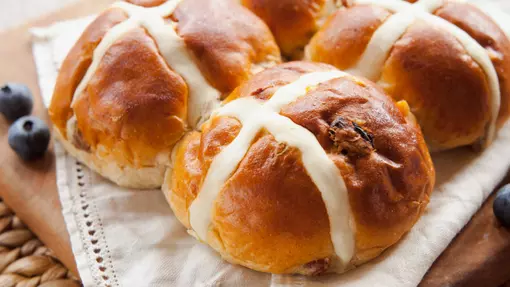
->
346, 10, 415, 80
70, 18, 139, 105
71, 0, 220, 128
354, 0, 408, 11
348, 0, 501, 148
189, 71, 355, 266
113, 0, 182, 16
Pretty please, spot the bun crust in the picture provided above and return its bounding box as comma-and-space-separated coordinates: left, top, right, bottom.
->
175, 0, 281, 93
306, 5, 391, 70
49, 0, 281, 188
50, 8, 128, 140
305, 0, 510, 150
241, 0, 339, 59
165, 62, 435, 275
434, 1, 510, 127
126, 0, 167, 7
379, 21, 492, 149
72, 26, 188, 171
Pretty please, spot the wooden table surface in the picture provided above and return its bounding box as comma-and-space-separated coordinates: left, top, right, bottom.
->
0, 0, 79, 31
0, 0, 509, 286
0, 0, 114, 276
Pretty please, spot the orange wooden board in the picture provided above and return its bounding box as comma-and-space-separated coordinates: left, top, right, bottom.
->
0, 1, 509, 285
0, 0, 114, 277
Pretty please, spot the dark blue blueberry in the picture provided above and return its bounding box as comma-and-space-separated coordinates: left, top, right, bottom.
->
0, 83, 33, 121
8, 116, 50, 161
493, 184, 510, 227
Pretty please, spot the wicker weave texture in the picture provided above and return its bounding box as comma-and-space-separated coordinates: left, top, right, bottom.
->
0, 198, 81, 287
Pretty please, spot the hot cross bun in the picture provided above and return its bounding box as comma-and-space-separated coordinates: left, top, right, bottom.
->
49, 0, 281, 188
164, 61, 435, 275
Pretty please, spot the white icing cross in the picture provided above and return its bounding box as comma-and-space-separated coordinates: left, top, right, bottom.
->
346, 0, 501, 148
70, 0, 220, 128
189, 71, 356, 267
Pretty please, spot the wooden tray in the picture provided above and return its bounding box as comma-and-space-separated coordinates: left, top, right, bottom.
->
0, 0, 114, 276
0, 0, 509, 285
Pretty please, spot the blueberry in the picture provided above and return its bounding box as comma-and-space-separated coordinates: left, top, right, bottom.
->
8, 116, 50, 161
493, 184, 510, 227
0, 83, 33, 121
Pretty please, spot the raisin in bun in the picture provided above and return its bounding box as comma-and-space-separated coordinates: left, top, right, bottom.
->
163, 62, 435, 275
49, 0, 281, 188
305, 0, 510, 151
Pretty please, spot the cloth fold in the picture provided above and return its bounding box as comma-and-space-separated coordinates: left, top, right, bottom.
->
31, 2, 510, 286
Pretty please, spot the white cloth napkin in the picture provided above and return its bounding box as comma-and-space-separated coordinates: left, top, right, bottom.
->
31, 2, 510, 286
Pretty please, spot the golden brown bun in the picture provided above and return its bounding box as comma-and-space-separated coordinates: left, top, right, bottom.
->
306, 1, 510, 150
434, 1, 510, 128
49, 0, 281, 188
164, 62, 435, 275
50, 8, 128, 143
126, 0, 167, 7
72, 26, 188, 167
306, 5, 391, 70
379, 21, 492, 150
174, 0, 281, 93
241, 0, 340, 59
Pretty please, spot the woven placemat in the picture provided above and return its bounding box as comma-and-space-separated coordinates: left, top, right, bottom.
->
0, 198, 82, 287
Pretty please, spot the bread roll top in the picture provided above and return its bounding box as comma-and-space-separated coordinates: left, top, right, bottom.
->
49, 0, 281, 187
304, 0, 510, 150
166, 62, 435, 275
241, 0, 340, 59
